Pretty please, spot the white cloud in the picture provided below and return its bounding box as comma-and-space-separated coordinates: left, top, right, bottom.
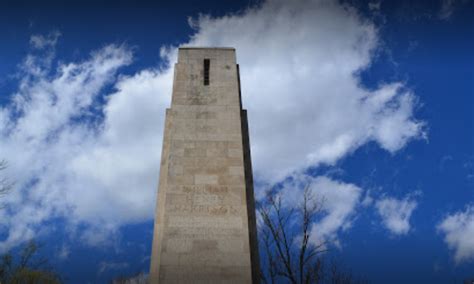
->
0, 0, 424, 250
438, 0, 469, 20
437, 205, 474, 264
375, 194, 418, 235
113, 272, 149, 284
57, 244, 70, 260
29, 30, 61, 49
0, 43, 141, 250
279, 175, 362, 247
98, 261, 129, 274
368, 1, 381, 12
183, 0, 425, 182
361, 190, 374, 207
439, 0, 456, 20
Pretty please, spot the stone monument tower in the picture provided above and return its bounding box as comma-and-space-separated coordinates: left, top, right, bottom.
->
150, 47, 260, 283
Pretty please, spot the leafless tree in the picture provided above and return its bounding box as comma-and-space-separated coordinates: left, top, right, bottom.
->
111, 272, 148, 284
0, 240, 62, 283
258, 186, 367, 284
0, 160, 13, 208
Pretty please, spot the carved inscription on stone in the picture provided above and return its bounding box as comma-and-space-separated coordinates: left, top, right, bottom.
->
167, 216, 243, 229
194, 193, 219, 205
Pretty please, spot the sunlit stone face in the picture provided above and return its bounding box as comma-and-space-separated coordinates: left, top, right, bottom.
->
150, 47, 259, 283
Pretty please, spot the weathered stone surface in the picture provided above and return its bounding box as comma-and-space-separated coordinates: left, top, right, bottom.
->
150, 48, 259, 283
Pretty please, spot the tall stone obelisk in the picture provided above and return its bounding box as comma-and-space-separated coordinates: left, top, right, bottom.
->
150, 47, 260, 283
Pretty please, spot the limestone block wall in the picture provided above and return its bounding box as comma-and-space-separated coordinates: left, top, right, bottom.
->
150, 48, 259, 283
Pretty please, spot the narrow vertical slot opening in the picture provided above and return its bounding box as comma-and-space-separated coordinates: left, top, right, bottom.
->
203, 59, 210, 86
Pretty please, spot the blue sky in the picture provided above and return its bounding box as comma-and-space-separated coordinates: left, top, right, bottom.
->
0, 0, 473, 283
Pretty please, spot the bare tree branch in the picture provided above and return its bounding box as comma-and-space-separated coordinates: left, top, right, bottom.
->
259, 187, 320, 284
258, 184, 367, 284
0, 160, 13, 209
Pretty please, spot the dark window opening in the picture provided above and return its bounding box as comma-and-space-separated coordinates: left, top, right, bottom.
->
204, 59, 210, 85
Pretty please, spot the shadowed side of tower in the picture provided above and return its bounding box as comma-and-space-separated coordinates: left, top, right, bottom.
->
150, 48, 260, 283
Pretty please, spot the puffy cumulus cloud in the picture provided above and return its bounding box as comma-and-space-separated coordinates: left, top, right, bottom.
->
184, 0, 425, 182
375, 194, 418, 235
437, 205, 474, 264
0, 0, 424, 250
65, 65, 173, 227
0, 40, 171, 250
279, 175, 362, 247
